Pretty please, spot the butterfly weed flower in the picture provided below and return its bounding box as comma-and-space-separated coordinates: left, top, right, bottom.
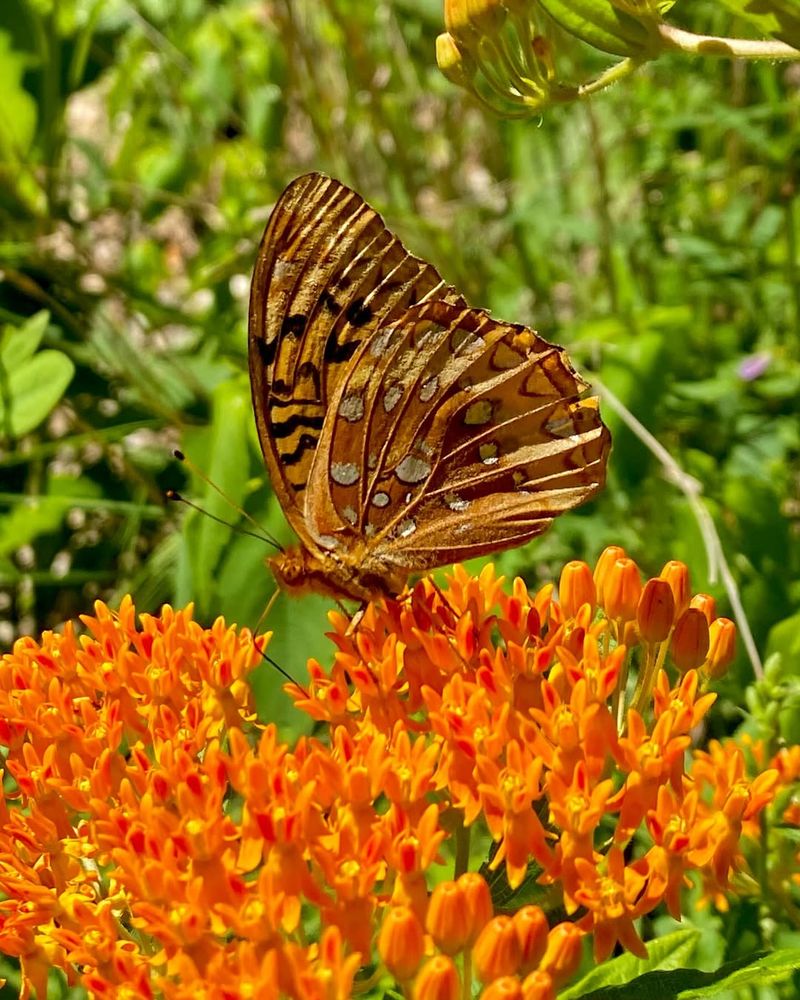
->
1, 553, 798, 998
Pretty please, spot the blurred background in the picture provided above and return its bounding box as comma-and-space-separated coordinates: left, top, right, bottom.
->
0, 0, 798, 714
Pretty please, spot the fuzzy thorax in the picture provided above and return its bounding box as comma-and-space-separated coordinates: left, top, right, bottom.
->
268, 545, 406, 603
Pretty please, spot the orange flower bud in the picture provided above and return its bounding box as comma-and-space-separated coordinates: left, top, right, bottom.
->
592, 545, 626, 605
473, 915, 522, 983
538, 923, 583, 989
457, 871, 493, 946
559, 561, 596, 619
670, 608, 710, 673
690, 592, 717, 624
636, 578, 675, 643
480, 976, 524, 1000
426, 881, 470, 955
521, 970, 556, 1000
513, 906, 548, 975
378, 905, 425, 982
659, 560, 690, 618
702, 617, 736, 679
413, 955, 460, 1000
603, 557, 642, 623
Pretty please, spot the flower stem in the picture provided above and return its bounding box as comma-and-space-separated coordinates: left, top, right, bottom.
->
657, 23, 800, 60
454, 820, 471, 879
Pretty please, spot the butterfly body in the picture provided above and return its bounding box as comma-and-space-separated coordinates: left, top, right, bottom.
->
250, 173, 611, 601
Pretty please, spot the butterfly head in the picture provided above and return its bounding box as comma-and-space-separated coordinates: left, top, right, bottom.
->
268, 544, 405, 604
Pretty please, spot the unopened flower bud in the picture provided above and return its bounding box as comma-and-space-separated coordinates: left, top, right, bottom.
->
660, 560, 690, 618
379, 905, 425, 982
513, 906, 549, 975
670, 608, 710, 672
436, 33, 475, 87
593, 545, 626, 605
426, 881, 470, 955
637, 578, 674, 643
603, 557, 642, 623
480, 976, 523, 1000
690, 592, 717, 624
538, 923, 583, 988
474, 915, 523, 983
457, 871, 493, 946
521, 970, 555, 1000
444, 0, 505, 40
413, 955, 460, 1000
559, 561, 596, 619
702, 617, 736, 679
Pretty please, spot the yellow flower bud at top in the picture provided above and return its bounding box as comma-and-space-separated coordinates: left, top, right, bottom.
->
445, 0, 506, 40
413, 955, 460, 1000
702, 617, 736, 679
473, 915, 523, 983
378, 905, 425, 982
559, 561, 596, 619
670, 608, 710, 673
637, 577, 675, 643
436, 33, 476, 87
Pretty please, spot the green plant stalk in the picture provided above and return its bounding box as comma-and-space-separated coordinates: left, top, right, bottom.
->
657, 22, 800, 59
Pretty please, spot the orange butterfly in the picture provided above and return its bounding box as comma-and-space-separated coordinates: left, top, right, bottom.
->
249, 173, 610, 603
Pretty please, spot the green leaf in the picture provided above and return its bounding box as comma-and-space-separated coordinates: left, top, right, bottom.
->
564, 947, 800, 999
560, 930, 701, 998
714, 0, 800, 46
0, 311, 50, 367
177, 378, 251, 615
0, 29, 37, 156
537, 0, 654, 57
0, 349, 75, 438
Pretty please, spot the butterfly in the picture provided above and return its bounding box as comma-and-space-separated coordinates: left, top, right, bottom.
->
248, 173, 610, 603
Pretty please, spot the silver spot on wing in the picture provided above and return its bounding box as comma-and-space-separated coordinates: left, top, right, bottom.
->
331, 462, 359, 486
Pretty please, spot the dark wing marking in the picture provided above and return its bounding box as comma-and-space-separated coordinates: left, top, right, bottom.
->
248, 173, 463, 536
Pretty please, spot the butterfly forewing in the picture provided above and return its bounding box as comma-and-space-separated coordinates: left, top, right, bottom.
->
249, 173, 461, 531
249, 172, 611, 597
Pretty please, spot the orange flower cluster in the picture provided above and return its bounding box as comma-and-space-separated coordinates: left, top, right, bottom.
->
0, 552, 793, 1000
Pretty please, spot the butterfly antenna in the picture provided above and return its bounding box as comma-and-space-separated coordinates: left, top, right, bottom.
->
253, 633, 310, 700
252, 586, 281, 636
172, 449, 284, 553
166, 490, 280, 548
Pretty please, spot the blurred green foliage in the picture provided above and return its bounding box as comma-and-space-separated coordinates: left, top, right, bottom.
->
0, 0, 798, 704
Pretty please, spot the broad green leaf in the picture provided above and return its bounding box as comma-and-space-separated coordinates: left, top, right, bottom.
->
566, 947, 800, 999
560, 930, 701, 998
537, 0, 653, 56
0, 311, 50, 367
0, 350, 75, 438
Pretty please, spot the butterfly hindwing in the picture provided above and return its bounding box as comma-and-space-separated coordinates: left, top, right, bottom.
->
306, 300, 610, 567
248, 173, 461, 535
